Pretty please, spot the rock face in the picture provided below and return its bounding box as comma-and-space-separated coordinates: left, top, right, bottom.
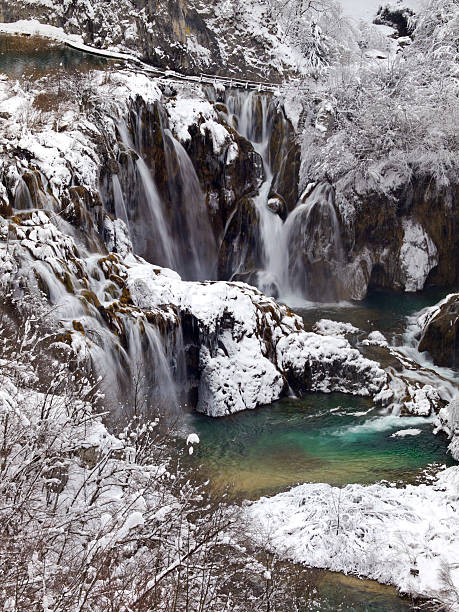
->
0, 0, 304, 81
0, 66, 389, 418
333, 177, 458, 299
0, 61, 455, 420
418, 294, 459, 368
127, 262, 387, 416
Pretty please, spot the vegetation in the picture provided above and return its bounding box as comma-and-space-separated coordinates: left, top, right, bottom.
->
297, 0, 458, 193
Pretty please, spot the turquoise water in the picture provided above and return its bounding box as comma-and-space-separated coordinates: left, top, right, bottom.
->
187, 394, 452, 498
298, 288, 450, 339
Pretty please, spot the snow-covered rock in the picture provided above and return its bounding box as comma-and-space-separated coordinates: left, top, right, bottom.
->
399, 218, 438, 292
277, 332, 386, 397
435, 396, 459, 461
247, 467, 459, 606
126, 257, 387, 415
313, 319, 359, 337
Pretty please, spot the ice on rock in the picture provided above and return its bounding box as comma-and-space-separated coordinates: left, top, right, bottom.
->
313, 319, 360, 337
390, 428, 422, 437
186, 433, 200, 446
435, 395, 459, 461
362, 331, 389, 346
399, 218, 438, 292
277, 332, 387, 397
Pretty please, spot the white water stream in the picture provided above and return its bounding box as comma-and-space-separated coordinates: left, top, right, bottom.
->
225, 90, 344, 302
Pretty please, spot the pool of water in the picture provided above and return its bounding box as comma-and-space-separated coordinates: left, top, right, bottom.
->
187, 290, 456, 499
297, 287, 450, 340
0, 34, 110, 76
312, 570, 416, 611
186, 393, 453, 498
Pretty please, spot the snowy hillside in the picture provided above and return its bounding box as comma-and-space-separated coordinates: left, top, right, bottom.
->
0, 0, 458, 609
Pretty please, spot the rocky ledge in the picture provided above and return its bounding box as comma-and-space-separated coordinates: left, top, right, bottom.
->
418, 294, 459, 369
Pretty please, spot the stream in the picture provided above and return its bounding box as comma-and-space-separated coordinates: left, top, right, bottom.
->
186, 290, 457, 610
3, 36, 457, 610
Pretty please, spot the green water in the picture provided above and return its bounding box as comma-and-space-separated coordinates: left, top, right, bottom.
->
185, 290, 455, 610
187, 394, 452, 498
299, 287, 450, 339
0, 34, 110, 77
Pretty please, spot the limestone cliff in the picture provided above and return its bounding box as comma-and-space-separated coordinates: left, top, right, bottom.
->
0, 0, 304, 81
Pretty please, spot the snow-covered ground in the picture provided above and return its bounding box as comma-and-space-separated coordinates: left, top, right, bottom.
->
247, 466, 459, 607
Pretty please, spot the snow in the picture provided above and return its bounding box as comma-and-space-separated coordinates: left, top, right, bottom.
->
166, 97, 215, 143
399, 218, 438, 292
314, 319, 359, 337
0, 19, 81, 43
391, 428, 422, 437
362, 331, 389, 347
435, 396, 459, 461
166, 93, 233, 156
200, 119, 231, 155
415, 293, 457, 333
247, 466, 459, 606
339, 0, 425, 21
277, 331, 387, 397
404, 385, 441, 417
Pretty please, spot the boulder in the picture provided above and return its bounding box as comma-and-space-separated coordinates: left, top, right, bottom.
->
419, 294, 459, 368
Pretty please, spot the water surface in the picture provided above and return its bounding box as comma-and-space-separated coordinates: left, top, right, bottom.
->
187, 394, 452, 498
0, 34, 110, 76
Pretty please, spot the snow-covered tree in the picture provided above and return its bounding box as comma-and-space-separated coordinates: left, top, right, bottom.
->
298, 0, 458, 192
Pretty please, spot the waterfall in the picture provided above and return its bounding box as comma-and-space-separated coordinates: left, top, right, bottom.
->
112, 107, 217, 281
33, 253, 182, 414
144, 325, 180, 410
114, 115, 177, 270
163, 129, 217, 280
14, 177, 34, 210
135, 157, 177, 270
222, 89, 347, 303
224, 91, 291, 298
284, 183, 346, 302
112, 174, 130, 227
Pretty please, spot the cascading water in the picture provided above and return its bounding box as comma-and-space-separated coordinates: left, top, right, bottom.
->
112, 174, 130, 228
163, 129, 217, 280
222, 89, 347, 303
110, 106, 216, 281
14, 177, 34, 210
114, 117, 177, 270
135, 157, 177, 269
109, 91, 347, 301
225, 91, 289, 297
33, 247, 182, 414
284, 183, 346, 302
397, 308, 459, 404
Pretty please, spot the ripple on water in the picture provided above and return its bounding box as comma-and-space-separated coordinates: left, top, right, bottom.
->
186, 393, 453, 499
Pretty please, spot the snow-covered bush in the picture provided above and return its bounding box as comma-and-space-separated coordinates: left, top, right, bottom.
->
298, 0, 458, 192
0, 290, 320, 611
